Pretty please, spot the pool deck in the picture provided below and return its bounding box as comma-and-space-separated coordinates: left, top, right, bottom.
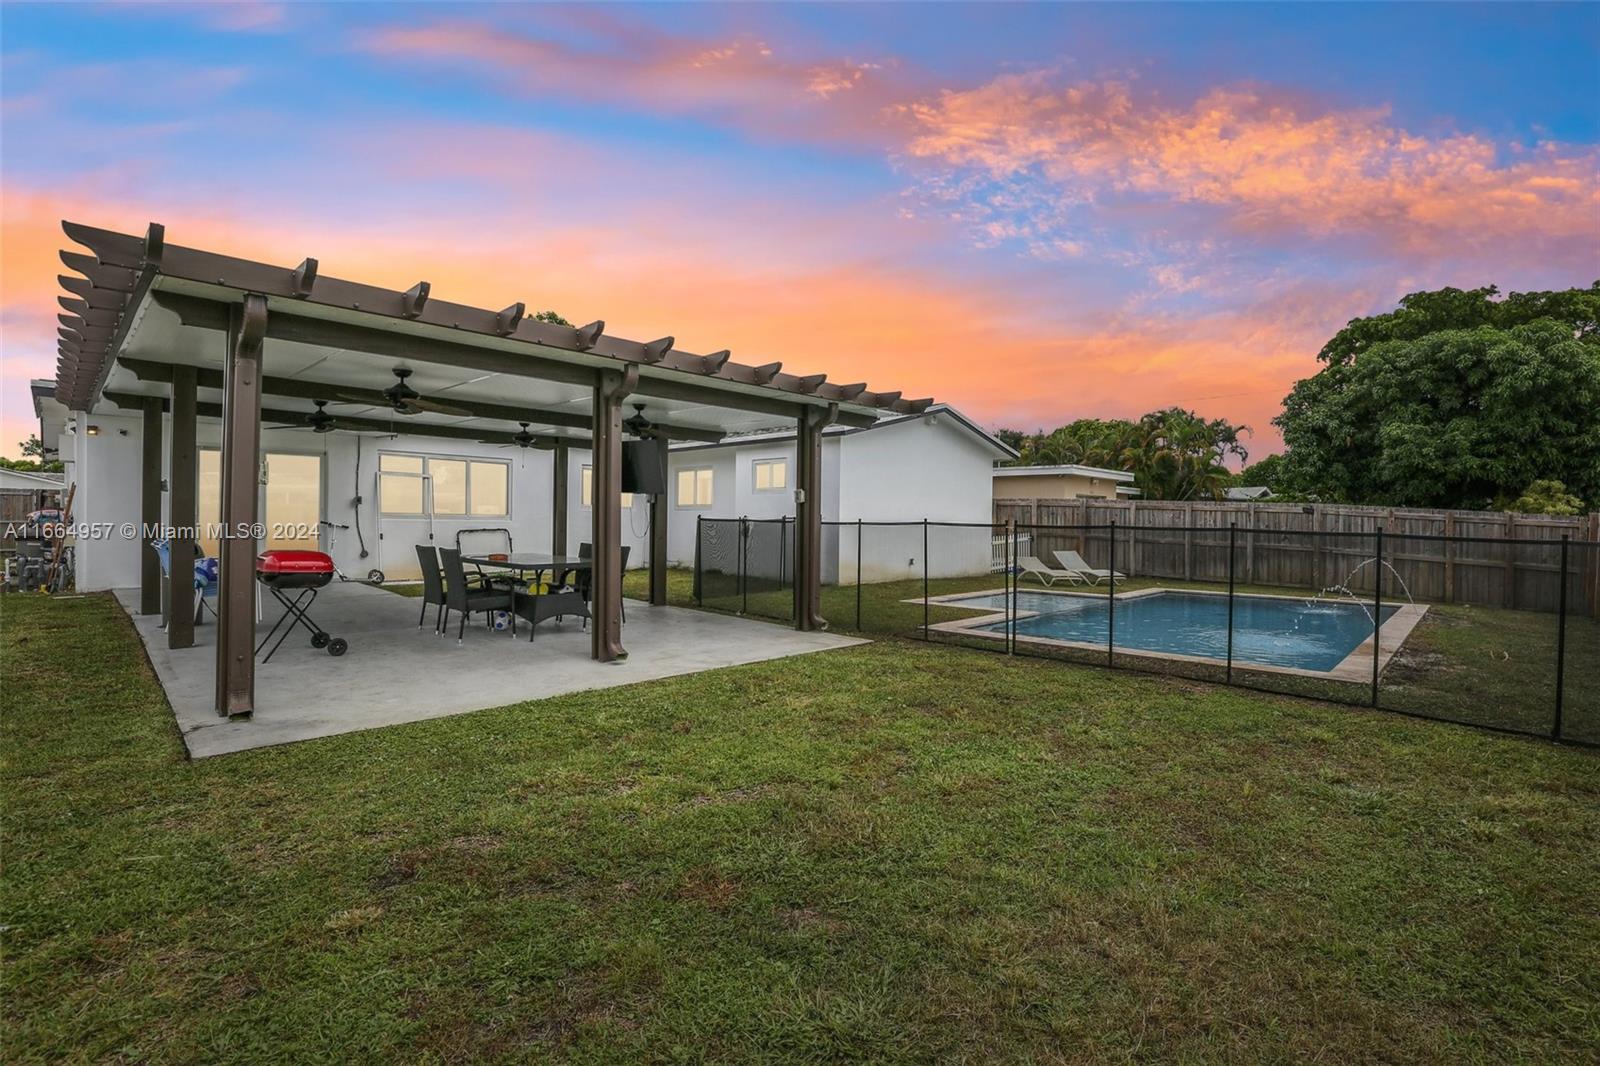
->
909, 586, 1429, 683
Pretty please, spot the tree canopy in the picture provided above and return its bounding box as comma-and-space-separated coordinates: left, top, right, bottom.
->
1002, 408, 1249, 501
1275, 283, 1600, 510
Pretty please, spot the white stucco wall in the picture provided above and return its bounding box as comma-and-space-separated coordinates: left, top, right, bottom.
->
836, 414, 998, 581
66, 413, 144, 591
661, 412, 1001, 584
563, 446, 653, 571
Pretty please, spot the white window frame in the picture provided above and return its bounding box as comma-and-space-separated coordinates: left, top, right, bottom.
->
752, 457, 789, 494
676, 467, 714, 509
580, 465, 634, 509
378, 450, 511, 518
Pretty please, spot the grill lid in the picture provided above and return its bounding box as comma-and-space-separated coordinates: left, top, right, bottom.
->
256, 549, 335, 575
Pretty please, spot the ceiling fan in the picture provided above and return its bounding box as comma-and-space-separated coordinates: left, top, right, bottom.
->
623, 403, 663, 439
266, 400, 337, 434
339, 367, 472, 417
508, 422, 538, 449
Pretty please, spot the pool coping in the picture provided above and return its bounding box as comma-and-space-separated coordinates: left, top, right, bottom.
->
906, 586, 1429, 683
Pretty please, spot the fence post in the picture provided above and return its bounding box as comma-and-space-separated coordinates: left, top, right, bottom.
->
1247, 506, 1257, 585
922, 518, 930, 641
1227, 522, 1236, 685
1107, 519, 1117, 667
740, 516, 749, 615
1009, 521, 1017, 656
855, 518, 863, 631
1183, 501, 1194, 581
1554, 534, 1569, 741
1443, 512, 1456, 604
779, 517, 789, 620
694, 515, 703, 606
1128, 501, 1138, 579
1504, 512, 1517, 608
1371, 525, 1384, 707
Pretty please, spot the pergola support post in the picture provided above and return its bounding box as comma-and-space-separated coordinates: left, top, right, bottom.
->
649, 439, 669, 606
214, 295, 268, 719
794, 403, 837, 631
167, 365, 198, 650
591, 367, 636, 661
139, 396, 164, 615
552, 439, 569, 556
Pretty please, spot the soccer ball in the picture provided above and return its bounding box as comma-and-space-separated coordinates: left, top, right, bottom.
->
492, 610, 512, 632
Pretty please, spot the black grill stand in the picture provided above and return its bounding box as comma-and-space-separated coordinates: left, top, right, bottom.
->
256, 585, 349, 662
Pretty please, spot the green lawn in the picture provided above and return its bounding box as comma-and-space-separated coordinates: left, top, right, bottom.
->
4, 591, 1600, 1062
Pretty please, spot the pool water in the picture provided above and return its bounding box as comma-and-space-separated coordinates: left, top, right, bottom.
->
950, 590, 1400, 672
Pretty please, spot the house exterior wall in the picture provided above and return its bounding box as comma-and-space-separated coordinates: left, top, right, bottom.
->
335, 434, 553, 582
664, 413, 1001, 585
993, 472, 1122, 500
67, 413, 144, 591
67, 414, 566, 588
837, 415, 997, 581
564, 446, 652, 571
665, 448, 739, 564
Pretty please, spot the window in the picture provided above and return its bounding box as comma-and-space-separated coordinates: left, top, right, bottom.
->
752, 458, 788, 493
580, 466, 633, 509
429, 458, 468, 516
470, 462, 508, 517
378, 452, 510, 517
676, 467, 714, 508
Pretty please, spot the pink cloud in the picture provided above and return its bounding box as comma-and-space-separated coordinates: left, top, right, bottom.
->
900, 76, 1600, 269
353, 18, 913, 147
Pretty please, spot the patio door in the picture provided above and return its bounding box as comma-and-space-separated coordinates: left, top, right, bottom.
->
264, 454, 322, 552
197, 450, 323, 557
374, 453, 433, 580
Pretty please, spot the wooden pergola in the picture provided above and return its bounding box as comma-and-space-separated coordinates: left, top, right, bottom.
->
54, 221, 931, 719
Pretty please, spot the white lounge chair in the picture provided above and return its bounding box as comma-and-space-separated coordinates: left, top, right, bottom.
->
1053, 549, 1125, 585
1017, 555, 1084, 587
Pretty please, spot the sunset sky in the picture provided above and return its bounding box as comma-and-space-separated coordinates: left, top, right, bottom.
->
3, 2, 1597, 460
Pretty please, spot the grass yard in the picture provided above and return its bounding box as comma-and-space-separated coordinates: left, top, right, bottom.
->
4, 591, 1600, 1062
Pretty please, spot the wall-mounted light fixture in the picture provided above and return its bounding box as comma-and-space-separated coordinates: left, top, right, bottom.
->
85, 425, 101, 436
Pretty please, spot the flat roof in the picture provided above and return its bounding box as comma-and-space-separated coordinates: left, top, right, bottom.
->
993, 463, 1135, 483
53, 221, 934, 444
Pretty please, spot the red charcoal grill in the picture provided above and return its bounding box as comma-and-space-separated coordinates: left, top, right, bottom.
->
255, 550, 349, 662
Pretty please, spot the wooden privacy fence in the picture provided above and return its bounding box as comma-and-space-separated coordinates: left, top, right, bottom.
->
994, 498, 1600, 616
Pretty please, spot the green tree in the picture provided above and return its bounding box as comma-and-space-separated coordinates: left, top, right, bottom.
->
1277, 286, 1600, 508
4, 437, 64, 473
1004, 409, 1249, 500
1234, 453, 1284, 490
1505, 480, 1585, 516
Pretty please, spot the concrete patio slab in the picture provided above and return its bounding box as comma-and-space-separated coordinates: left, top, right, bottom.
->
115, 583, 864, 758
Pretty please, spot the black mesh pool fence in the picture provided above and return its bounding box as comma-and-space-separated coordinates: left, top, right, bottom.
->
692, 517, 1599, 748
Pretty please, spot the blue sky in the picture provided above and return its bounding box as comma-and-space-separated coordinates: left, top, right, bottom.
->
4, 2, 1597, 456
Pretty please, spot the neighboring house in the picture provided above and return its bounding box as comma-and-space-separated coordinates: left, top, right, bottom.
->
1, 467, 65, 537
667, 403, 1016, 581
1225, 486, 1274, 502
0, 467, 64, 496
993, 463, 1136, 501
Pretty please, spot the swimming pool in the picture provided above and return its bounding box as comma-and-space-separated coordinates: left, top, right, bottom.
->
937, 590, 1403, 673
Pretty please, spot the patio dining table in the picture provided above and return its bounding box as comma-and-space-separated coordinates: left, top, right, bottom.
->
463, 553, 593, 641
461, 552, 591, 587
